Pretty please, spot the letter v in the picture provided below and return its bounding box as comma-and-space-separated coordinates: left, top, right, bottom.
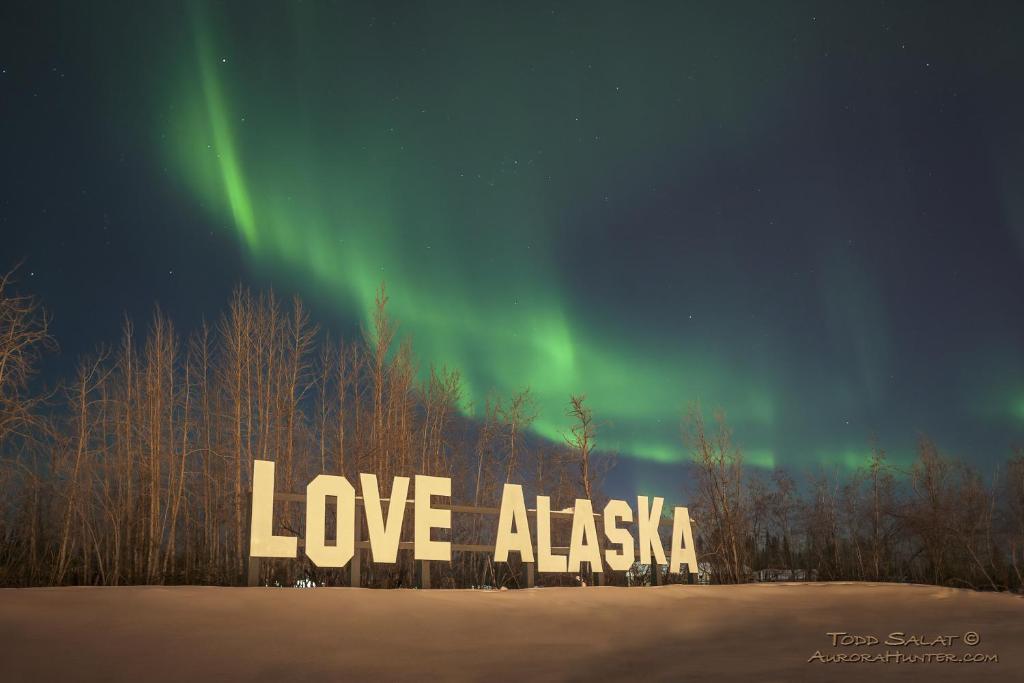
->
360, 473, 410, 563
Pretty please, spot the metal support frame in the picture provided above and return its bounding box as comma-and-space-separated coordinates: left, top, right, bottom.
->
420, 560, 431, 589
351, 510, 362, 588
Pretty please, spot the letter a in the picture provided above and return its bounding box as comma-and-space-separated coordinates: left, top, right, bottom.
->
494, 484, 534, 563
567, 499, 603, 573
669, 506, 698, 574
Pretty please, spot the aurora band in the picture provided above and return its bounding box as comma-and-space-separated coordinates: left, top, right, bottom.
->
249, 459, 698, 574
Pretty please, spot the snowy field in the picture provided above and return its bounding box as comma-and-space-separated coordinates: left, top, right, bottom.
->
1, 583, 1021, 681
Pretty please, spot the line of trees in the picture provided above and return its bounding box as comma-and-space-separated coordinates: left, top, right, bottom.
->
687, 408, 1024, 592
0, 270, 1021, 592
0, 274, 607, 588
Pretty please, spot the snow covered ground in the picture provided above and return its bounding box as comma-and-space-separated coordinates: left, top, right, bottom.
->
1, 583, 1021, 681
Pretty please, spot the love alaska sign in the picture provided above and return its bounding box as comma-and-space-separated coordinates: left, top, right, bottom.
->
249, 459, 698, 575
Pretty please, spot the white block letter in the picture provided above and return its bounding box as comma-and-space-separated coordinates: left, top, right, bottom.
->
494, 483, 534, 563
637, 495, 668, 566
603, 499, 635, 572
249, 460, 297, 558
669, 506, 698, 574
536, 495, 567, 573
414, 475, 451, 561
360, 473, 409, 564
305, 474, 355, 568
567, 498, 603, 573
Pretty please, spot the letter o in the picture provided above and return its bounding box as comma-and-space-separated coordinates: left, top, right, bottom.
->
305, 474, 355, 568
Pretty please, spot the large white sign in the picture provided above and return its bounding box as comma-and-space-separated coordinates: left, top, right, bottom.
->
250, 459, 698, 574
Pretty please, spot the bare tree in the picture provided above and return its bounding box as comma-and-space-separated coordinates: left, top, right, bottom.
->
684, 405, 749, 583
500, 389, 536, 484
564, 395, 596, 500
0, 268, 55, 450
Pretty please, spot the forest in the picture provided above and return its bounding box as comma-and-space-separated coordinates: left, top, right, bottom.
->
0, 268, 1021, 592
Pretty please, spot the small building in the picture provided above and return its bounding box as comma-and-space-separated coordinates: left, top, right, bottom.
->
754, 567, 818, 582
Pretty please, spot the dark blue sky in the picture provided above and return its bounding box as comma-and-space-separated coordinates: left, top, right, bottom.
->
3, 1, 1023, 499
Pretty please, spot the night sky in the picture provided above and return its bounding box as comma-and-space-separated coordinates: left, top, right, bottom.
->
3, 2, 1023, 497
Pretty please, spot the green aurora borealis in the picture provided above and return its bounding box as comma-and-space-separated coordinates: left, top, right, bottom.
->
167, 4, 795, 468
25, 1, 1017, 482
